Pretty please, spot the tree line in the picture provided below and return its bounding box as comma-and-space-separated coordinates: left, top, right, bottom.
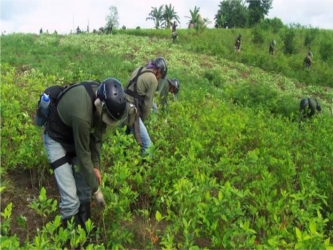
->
146, 0, 273, 30
215, 0, 273, 28
39, 0, 275, 35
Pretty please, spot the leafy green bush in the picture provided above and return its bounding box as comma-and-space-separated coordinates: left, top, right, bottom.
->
252, 25, 265, 45
303, 28, 319, 46
228, 80, 299, 119
319, 36, 333, 62
1, 33, 333, 249
281, 28, 297, 55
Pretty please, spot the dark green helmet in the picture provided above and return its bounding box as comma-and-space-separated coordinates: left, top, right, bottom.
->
168, 78, 180, 94
154, 57, 168, 79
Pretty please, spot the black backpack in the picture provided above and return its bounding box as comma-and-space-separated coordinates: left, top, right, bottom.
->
35, 81, 98, 127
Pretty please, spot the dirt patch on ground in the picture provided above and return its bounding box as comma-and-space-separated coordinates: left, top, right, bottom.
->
1, 169, 59, 244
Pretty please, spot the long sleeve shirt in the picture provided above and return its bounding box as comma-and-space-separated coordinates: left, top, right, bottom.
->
56, 84, 105, 193
125, 67, 158, 122
156, 77, 178, 110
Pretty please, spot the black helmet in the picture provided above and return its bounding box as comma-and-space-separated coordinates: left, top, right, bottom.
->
154, 57, 168, 79
168, 78, 180, 94
97, 78, 127, 121
300, 98, 309, 111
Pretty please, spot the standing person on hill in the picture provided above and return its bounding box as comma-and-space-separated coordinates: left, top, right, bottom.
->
152, 77, 180, 113
235, 34, 242, 52
299, 98, 322, 122
303, 51, 313, 70
41, 78, 127, 230
124, 57, 168, 155
107, 24, 113, 35
308, 47, 314, 58
269, 40, 276, 55
172, 21, 178, 43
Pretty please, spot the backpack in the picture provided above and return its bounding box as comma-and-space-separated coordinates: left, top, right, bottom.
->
35, 81, 98, 127
125, 67, 154, 116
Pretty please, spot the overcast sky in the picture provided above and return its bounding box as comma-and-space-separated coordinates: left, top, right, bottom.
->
1, 0, 333, 34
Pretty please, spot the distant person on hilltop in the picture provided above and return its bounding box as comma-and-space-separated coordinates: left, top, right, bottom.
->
107, 24, 112, 35
269, 40, 276, 55
303, 51, 313, 70
235, 34, 242, 52
308, 47, 313, 58
172, 21, 178, 43
299, 98, 322, 122
39, 28, 43, 34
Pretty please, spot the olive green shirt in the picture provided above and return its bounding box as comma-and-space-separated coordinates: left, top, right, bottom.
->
156, 77, 177, 109
125, 67, 158, 122
57, 84, 105, 193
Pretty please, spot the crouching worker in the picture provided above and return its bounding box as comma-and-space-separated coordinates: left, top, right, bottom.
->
124, 57, 168, 155
299, 98, 322, 122
152, 77, 180, 113
40, 78, 127, 230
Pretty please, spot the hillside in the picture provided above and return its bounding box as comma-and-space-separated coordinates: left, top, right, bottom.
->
1, 32, 333, 249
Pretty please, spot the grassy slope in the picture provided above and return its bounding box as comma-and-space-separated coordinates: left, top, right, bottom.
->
1, 33, 333, 248
116, 28, 333, 88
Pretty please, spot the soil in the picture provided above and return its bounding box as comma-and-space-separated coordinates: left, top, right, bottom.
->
1, 168, 59, 244
1, 169, 211, 249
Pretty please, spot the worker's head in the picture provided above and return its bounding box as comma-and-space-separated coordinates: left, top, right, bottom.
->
95, 78, 127, 126
168, 78, 180, 94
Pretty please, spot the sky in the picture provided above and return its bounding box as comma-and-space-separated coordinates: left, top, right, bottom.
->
1, 0, 333, 34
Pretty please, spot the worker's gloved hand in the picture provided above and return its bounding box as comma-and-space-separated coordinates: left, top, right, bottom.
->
94, 188, 106, 208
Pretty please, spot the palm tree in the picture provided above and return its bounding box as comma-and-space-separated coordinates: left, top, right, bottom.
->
202, 18, 212, 29
185, 6, 201, 30
186, 7, 211, 32
146, 6, 164, 29
162, 4, 180, 29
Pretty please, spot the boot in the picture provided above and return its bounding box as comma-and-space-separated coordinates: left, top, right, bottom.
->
62, 213, 84, 249
78, 202, 91, 232
79, 202, 93, 248
62, 213, 83, 229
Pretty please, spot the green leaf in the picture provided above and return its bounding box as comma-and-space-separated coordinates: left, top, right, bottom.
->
155, 210, 162, 222
17, 215, 27, 229
295, 227, 302, 241
39, 187, 47, 202
309, 220, 317, 234
218, 191, 222, 201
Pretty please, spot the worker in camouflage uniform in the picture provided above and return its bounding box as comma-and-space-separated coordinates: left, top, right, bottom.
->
303, 51, 313, 70
152, 77, 180, 112
235, 34, 242, 52
172, 21, 178, 43
299, 98, 322, 122
269, 40, 276, 55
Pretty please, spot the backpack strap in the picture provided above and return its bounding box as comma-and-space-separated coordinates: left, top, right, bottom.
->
81, 81, 99, 113
47, 81, 99, 171
126, 67, 144, 91
307, 98, 311, 108
125, 67, 155, 114
56, 81, 99, 111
